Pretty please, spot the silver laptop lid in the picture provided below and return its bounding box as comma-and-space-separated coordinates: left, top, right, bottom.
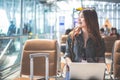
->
69, 63, 105, 80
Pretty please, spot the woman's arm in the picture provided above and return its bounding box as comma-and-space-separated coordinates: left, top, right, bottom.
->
64, 35, 73, 60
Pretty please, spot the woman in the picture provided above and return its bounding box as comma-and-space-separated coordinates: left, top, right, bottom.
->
64, 8, 105, 64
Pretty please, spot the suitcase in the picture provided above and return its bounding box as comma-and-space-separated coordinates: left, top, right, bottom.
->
29, 53, 49, 80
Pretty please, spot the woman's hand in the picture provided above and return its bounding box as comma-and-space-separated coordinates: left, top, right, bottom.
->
65, 57, 72, 65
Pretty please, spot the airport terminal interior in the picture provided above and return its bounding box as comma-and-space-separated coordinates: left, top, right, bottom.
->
0, 0, 120, 80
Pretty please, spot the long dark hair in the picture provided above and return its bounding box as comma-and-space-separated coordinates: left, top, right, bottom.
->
82, 8, 102, 48
69, 8, 102, 49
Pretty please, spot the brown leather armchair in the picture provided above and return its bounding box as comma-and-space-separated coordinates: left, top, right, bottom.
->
14, 39, 59, 80
103, 36, 117, 73
113, 40, 120, 79
60, 35, 68, 54
61, 35, 68, 44
103, 36, 117, 57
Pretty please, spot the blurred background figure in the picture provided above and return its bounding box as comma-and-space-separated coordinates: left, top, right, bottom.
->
7, 21, 16, 36
104, 25, 110, 36
60, 28, 73, 77
65, 28, 73, 35
61, 28, 72, 54
23, 22, 32, 35
100, 28, 106, 37
110, 27, 119, 39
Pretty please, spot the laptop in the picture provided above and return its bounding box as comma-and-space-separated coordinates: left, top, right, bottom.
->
68, 63, 105, 80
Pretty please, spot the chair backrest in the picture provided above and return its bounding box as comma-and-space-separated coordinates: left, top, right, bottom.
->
113, 40, 120, 79
20, 39, 58, 77
61, 35, 68, 44
103, 36, 117, 53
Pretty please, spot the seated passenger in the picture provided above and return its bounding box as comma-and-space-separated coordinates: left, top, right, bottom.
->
110, 27, 119, 39
65, 29, 73, 35
100, 28, 106, 37
64, 8, 105, 64
61, 29, 72, 54
104, 24, 110, 36
64, 8, 106, 79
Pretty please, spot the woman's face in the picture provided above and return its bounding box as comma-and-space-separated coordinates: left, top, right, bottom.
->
112, 30, 116, 34
78, 12, 87, 28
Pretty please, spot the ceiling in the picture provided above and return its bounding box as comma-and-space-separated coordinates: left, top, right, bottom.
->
0, 0, 120, 10
39, 0, 120, 4
93, 0, 120, 3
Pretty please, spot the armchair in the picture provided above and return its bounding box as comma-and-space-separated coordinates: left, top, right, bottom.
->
14, 39, 59, 80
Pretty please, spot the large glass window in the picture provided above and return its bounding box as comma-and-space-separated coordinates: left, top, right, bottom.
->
56, 0, 120, 31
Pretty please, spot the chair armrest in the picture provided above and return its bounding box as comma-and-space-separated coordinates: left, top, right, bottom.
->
29, 53, 49, 80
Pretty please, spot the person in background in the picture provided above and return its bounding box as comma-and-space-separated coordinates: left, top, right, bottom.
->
23, 23, 32, 35
104, 24, 110, 36
61, 28, 73, 54
7, 21, 16, 36
65, 29, 73, 35
64, 8, 105, 65
60, 28, 73, 77
110, 27, 119, 39
100, 28, 106, 37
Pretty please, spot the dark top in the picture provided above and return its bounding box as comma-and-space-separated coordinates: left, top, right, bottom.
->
64, 30, 105, 62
